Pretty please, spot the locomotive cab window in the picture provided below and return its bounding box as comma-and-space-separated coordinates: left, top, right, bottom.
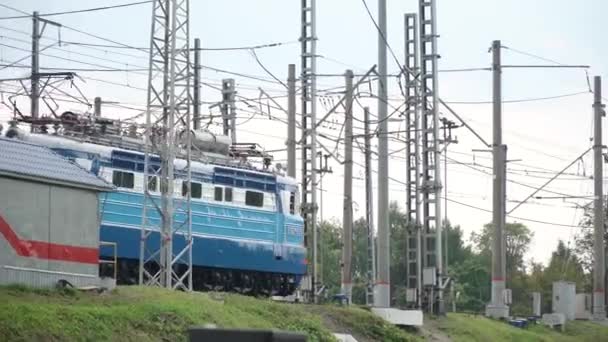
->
289, 192, 296, 214
146, 176, 157, 192
245, 190, 264, 207
225, 187, 233, 202
112, 170, 134, 189
214, 186, 223, 201
182, 181, 202, 199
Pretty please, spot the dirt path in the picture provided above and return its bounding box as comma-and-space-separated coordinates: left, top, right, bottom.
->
418, 318, 452, 342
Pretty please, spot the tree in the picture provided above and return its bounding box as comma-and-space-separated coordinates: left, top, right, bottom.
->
444, 222, 474, 267
524, 241, 587, 314
318, 219, 342, 298
471, 222, 533, 277
468, 222, 533, 314
574, 203, 608, 274
450, 254, 490, 312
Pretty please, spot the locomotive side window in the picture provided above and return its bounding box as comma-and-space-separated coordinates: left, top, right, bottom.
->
112, 170, 134, 189
224, 187, 233, 202
214, 186, 223, 201
182, 181, 202, 199
245, 190, 264, 207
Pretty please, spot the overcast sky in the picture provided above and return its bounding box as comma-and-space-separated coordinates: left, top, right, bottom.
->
1, 0, 607, 265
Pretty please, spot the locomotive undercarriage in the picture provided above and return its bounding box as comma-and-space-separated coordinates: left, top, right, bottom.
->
101, 258, 298, 296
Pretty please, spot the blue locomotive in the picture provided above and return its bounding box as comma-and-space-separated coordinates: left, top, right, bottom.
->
4, 122, 306, 296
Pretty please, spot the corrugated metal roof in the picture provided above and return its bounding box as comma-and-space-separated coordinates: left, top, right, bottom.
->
0, 137, 114, 191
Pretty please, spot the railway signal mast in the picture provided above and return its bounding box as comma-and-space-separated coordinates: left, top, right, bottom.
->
418, 0, 444, 314
300, 0, 319, 302
139, 0, 193, 291
404, 12, 422, 308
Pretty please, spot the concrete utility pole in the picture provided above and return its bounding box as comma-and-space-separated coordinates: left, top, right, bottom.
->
287, 64, 297, 178
30, 11, 60, 126
221, 79, 237, 143
341, 70, 354, 303
364, 106, 376, 306
31, 11, 40, 121
193, 38, 201, 130
486, 40, 509, 318
375, 0, 390, 308
592, 76, 606, 320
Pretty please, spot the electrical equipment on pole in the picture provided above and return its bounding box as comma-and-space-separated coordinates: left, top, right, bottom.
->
418, 0, 444, 314
140, 0, 193, 291
300, 0, 319, 302
404, 12, 422, 308
221, 79, 237, 144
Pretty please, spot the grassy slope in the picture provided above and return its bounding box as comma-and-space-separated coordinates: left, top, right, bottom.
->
0, 285, 416, 342
439, 313, 608, 342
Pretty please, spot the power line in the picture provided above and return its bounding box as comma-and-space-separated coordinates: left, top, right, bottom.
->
202, 65, 283, 85
446, 156, 589, 198
501, 45, 570, 66
445, 197, 586, 229
0, 34, 150, 71
249, 49, 287, 89
0, 63, 146, 73
56, 40, 299, 52
0, 1, 153, 20
0, 42, 145, 72
443, 91, 590, 105
0, 25, 148, 60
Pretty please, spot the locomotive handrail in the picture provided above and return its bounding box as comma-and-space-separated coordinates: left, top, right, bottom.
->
99, 241, 117, 280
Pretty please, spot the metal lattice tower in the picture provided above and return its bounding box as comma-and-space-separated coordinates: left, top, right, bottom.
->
419, 0, 444, 312
300, 0, 319, 301
404, 12, 422, 304
139, 0, 193, 291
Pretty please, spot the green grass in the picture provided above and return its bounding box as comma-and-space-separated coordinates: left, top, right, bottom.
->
0, 285, 416, 342
438, 313, 608, 342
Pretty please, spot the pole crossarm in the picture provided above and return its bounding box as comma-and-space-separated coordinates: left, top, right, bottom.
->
297, 65, 377, 145
507, 148, 591, 215
439, 99, 491, 148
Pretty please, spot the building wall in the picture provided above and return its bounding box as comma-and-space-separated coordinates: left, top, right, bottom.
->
0, 176, 101, 286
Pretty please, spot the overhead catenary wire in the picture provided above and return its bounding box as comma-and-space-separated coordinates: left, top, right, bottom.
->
0, 1, 153, 20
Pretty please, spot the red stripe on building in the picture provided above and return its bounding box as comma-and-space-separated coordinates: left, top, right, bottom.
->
0, 215, 98, 264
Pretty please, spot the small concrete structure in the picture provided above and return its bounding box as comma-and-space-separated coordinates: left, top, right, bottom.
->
486, 288, 510, 319
188, 328, 306, 342
575, 293, 592, 320
372, 308, 423, 326
0, 137, 113, 288
532, 292, 542, 317
553, 281, 576, 321
542, 313, 566, 331
333, 333, 358, 342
